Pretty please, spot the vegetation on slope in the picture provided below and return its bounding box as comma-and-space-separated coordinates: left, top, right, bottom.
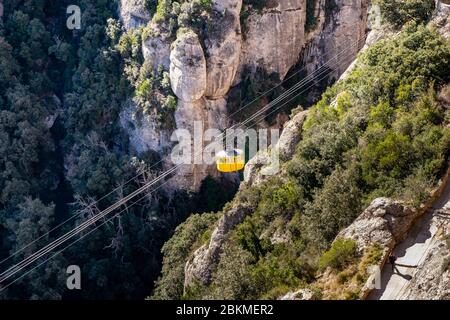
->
153, 23, 450, 300
375, 0, 435, 28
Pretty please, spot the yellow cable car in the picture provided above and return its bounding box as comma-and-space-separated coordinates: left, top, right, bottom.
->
216, 149, 245, 173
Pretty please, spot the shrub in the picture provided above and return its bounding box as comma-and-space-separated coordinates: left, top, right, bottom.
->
207, 243, 256, 299
375, 0, 435, 28
154, 0, 173, 23
304, 166, 363, 246
399, 166, 434, 206
234, 219, 273, 260
319, 239, 358, 271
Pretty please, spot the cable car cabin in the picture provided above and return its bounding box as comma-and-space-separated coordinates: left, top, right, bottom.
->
216, 149, 245, 173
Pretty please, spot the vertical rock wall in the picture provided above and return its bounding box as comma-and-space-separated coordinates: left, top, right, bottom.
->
119, 0, 370, 191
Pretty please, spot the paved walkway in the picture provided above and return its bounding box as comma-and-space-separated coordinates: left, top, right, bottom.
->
368, 179, 450, 300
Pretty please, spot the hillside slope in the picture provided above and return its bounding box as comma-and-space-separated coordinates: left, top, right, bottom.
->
152, 2, 450, 300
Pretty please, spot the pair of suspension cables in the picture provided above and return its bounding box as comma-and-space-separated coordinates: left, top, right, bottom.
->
0, 37, 363, 291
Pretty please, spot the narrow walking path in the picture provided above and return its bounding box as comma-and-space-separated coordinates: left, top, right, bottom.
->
368, 178, 450, 300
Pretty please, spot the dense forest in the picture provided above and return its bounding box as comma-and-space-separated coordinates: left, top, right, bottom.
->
152, 4, 450, 299
0, 0, 235, 299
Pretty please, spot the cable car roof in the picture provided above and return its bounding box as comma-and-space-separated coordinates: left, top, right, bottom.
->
216, 149, 243, 158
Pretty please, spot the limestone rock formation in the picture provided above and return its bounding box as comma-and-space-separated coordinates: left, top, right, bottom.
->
243, 149, 274, 187
142, 23, 172, 70
244, 109, 308, 186
301, 0, 369, 89
119, 99, 170, 154
433, 1, 450, 39
119, 0, 370, 191
167, 98, 229, 190
279, 288, 318, 300
170, 31, 207, 103
337, 198, 418, 252
277, 110, 308, 161
326, 0, 369, 76
238, 0, 307, 80
184, 202, 252, 287
118, 0, 151, 30
203, 0, 242, 99
401, 235, 450, 300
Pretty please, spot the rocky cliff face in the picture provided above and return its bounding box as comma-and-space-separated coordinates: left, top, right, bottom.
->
170, 31, 207, 102
184, 201, 252, 286
300, 0, 369, 96
341, 171, 450, 300
180, 0, 372, 287
119, 0, 151, 30
337, 198, 418, 254
118, 0, 370, 191
238, 0, 307, 80
433, 1, 450, 39
244, 109, 308, 186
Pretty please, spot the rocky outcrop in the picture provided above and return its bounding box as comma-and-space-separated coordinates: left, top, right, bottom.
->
337, 198, 418, 253
118, 0, 151, 30
337, 164, 450, 300
279, 288, 319, 300
301, 0, 369, 92
237, 0, 307, 80
119, 100, 170, 154
244, 109, 308, 186
277, 109, 308, 161
142, 22, 172, 70
170, 31, 207, 103
339, 4, 385, 81
204, 0, 242, 98
184, 202, 252, 287
167, 98, 230, 190
326, 0, 369, 76
433, 1, 450, 39
243, 150, 275, 187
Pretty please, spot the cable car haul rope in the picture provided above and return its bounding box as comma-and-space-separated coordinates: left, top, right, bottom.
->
0, 37, 364, 291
